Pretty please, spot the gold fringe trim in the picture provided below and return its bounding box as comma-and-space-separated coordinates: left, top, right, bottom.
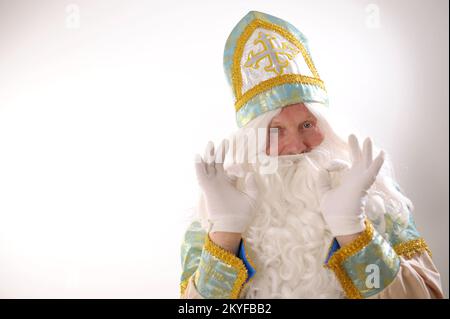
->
326, 220, 374, 299
204, 234, 248, 299
232, 18, 324, 112
180, 276, 190, 297
234, 74, 325, 111
394, 238, 432, 260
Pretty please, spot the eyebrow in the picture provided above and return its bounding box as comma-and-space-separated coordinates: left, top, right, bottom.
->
270, 115, 315, 127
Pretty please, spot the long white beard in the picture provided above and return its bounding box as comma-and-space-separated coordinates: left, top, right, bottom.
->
240, 141, 345, 298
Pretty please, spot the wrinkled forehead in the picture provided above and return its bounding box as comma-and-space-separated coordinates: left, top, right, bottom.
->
270, 103, 316, 126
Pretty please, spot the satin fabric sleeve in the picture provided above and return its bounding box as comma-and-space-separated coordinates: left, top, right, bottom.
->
325, 220, 444, 299
180, 220, 255, 299
181, 276, 205, 299
369, 252, 444, 299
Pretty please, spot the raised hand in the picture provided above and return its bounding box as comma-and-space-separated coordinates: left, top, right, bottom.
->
316, 134, 385, 236
195, 139, 257, 234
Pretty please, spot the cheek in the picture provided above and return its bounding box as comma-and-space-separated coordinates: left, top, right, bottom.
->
305, 127, 325, 146
277, 136, 290, 149
266, 133, 288, 155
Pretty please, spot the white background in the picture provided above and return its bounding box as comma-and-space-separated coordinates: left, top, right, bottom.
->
0, 0, 448, 298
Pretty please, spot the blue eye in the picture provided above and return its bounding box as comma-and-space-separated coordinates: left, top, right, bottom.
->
303, 121, 312, 129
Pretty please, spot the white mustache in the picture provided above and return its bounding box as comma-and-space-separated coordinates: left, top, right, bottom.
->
277, 146, 331, 171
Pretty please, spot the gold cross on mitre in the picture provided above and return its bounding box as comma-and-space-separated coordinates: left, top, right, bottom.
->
244, 32, 300, 76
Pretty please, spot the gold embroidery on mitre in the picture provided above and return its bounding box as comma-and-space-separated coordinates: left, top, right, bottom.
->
232, 19, 324, 112
235, 74, 325, 111
244, 32, 300, 76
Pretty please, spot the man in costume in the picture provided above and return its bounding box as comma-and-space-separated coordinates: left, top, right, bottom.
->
180, 11, 444, 299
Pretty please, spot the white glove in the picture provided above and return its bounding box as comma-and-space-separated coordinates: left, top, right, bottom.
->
194, 139, 257, 233
316, 134, 385, 236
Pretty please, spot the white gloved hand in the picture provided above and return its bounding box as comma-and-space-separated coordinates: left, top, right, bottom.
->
316, 134, 385, 236
195, 139, 257, 234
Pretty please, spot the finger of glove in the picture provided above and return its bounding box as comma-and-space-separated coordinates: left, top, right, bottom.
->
362, 137, 373, 169
194, 154, 208, 183
204, 141, 216, 175
215, 139, 229, 174
242, 136, 250, 165
204, 141, 215, 164
348, 134, 362, 164
364, 150, 385, 188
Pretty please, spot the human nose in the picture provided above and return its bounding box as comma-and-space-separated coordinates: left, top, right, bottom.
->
283, 134, 311, 155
